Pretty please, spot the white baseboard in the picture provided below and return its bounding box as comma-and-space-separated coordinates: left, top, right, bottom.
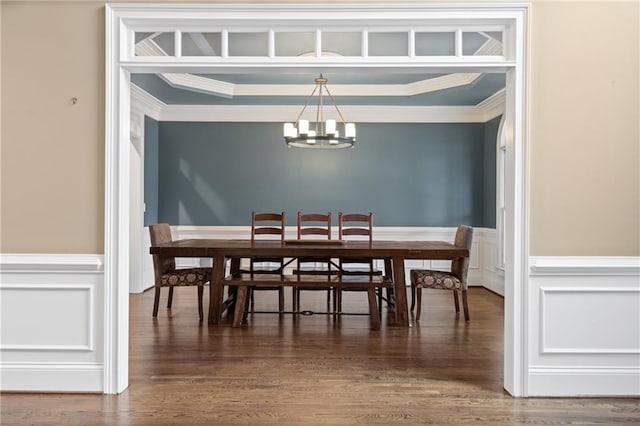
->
1, 363, 103, 392
528, 367, 640, 396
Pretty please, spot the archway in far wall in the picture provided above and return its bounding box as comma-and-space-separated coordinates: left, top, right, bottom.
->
105, 3, 529, 396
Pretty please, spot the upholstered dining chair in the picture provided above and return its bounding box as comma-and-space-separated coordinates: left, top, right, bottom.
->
149, 223, 212, 321
245, 211, 286, 313
293, 212, 334, 313
410, 225, 473, 322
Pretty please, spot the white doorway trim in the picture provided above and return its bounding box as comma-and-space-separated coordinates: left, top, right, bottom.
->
105, 3, 530, 396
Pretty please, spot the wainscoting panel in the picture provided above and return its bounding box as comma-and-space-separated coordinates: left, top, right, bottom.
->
540, 287, 639, 354
528, 257, 640, 396
0, 254, 104, 392
1, 285, 94, 351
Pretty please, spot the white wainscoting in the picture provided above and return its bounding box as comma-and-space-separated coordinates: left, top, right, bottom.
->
528, 257, 640, 396
136, 226, 502, 295
0, 254, 104, 392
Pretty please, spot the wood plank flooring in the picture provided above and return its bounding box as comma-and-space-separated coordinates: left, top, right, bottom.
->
1, 287, 638, 424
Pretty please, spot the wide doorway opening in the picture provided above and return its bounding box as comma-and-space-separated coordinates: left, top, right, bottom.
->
105, 3, 529, 396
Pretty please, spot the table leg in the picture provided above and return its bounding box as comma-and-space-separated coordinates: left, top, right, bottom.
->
383, 258, 396, 325
223, 257, 241, 319
208, 254, 226, 324
232, 286, 248, 327
391, 256, 409, 326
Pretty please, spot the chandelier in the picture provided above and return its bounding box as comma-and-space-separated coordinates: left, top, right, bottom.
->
283, 74, 356, 149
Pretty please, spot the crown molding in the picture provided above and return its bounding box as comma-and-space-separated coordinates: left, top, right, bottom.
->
406, 73, 480, 96
130, 84, 165, 120
134, 39, 167, 57
477, 37, 503, 56
155, 72, 485, 98
130, 84, 501, 123
160, 73, 234, 98
159, 104, 483, 123
478, 88, 505, 121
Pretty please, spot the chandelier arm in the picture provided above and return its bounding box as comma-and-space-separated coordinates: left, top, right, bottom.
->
324, 86, 348, 124
294, 86, 319, 124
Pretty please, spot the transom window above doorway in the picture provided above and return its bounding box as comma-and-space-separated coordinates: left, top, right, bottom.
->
133, 29, 505, 58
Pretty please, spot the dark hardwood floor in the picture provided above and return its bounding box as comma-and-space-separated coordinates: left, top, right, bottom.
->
1, 287, 638, 424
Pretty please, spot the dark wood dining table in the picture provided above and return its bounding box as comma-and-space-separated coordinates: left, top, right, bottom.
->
149, 239, 469, 327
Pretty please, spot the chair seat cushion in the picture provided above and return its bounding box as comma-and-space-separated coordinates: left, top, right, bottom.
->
410, 269, 464, 290
160, 267, 212, 287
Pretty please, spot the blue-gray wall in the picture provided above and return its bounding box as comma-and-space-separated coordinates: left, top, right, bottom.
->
143, 116, 159, 226
149, 121, 498, 227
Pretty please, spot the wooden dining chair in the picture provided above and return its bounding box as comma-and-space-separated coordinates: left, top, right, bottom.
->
245, 211, 286, 313
335, 212, 385, 315
293, 212, 334, 313
149, 223, 212, 321
410, 225, 474, 322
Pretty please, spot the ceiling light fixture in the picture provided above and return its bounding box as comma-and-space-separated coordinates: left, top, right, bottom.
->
284, 74, 356, 149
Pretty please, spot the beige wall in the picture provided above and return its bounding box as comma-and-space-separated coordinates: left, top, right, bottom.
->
1, 1, 105, 253
1, 1, 638, 255
529, 1, 639, 255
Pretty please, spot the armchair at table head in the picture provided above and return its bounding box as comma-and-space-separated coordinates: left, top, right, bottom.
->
410, 225, 473, 322
149, 223, 212, 321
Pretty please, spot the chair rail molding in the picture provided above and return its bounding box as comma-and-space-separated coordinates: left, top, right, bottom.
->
0, 253, 104, 273
0, 253, 105, 392
527, 256, 640, 396
530, 256, 640, 276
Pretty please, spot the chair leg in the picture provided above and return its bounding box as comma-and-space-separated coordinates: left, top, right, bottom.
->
453, 289, 460, 313
326, 289, 331, 313
243, 288, 251, 322
416, 287, 422, 321
367, 288, 381, 330
387, 287, 395, 312
197, 285, 204, 321
410, 284, 416, 312
462, 289, 470, 322
278, 288, 285, 313
293, 287, 299, 313
167, 286, 174, 308
153, 286, 161, 317
249, 288, 255, 313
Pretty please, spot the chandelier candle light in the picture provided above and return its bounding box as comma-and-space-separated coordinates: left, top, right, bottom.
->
284, 74, 356, 149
